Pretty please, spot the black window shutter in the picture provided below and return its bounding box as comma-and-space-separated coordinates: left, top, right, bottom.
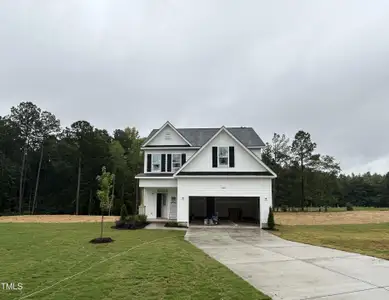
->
229, 146, 235, 167
161, 154, 166, 172
167, 154, 172, 172
181, 153, 186, 165
212, 147, 218, 168
146, 154, 152, 172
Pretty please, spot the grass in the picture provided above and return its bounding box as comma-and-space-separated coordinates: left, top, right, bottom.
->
0, 223, 269, 300
273, 223, 389, 260
274, 210, 389, 225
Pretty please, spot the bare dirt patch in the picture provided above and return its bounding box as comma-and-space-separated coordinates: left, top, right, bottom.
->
0, 215, 119, 223
275, 211, 389, 225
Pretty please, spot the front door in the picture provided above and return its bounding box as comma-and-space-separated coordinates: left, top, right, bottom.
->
157, 193, 162, 218
206, 197, 215, 218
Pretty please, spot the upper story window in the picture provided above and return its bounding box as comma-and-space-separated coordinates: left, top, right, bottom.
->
152, 154, 161, 172
218, 147, 229, 166
172, 154, 181, 172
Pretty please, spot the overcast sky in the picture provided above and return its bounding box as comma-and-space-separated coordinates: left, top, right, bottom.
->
1, 1, 389, 174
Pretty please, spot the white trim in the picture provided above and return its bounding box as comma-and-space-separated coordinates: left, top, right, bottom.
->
173, 126, 277, 178
247, 146, 265, 149
141, 146, 200, 150
142, 121, 192, 147
175, 175, 275, 179
135, 176, 175, 179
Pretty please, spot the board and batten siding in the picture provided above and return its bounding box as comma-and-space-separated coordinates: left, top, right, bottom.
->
182, 131, 267, 172
143, 149, 197, 173
177, 177, 272, 226
147, 126, 188, 146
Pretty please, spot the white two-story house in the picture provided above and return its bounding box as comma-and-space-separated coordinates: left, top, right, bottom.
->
136, 121, 276, 227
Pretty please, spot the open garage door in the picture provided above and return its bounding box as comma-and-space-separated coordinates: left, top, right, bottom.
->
189, 196, 260, 224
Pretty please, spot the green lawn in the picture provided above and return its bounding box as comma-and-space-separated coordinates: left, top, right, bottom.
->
273, 223, 389, 260
0, 223, 269, 300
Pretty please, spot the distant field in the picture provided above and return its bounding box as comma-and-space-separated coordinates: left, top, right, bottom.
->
273, 223, 389, 260
274, 210, 389, 225
275, 206, 389, 212
0, 215, 118, 223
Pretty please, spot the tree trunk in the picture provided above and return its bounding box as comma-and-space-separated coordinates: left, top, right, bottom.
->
100, 214, 104, 239
301, 159, 305, 211
88, 189, 92, 215
28, 188, 32, 214
120, 183, 124, 201
32, 145, 44, 215
18, 148, 27, 215
76, 156, 81, 215
109, 175, 115, 216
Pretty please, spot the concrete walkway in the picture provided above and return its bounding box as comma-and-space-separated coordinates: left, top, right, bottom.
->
145, 222, 187, 231
185, 227, 389, 300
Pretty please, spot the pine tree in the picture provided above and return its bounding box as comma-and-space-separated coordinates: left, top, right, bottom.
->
120, 204, 128, 221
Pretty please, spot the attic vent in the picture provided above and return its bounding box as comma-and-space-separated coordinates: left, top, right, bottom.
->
165, 132, 172, 140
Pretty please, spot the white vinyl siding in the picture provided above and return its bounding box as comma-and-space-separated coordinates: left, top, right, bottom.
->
147, 125, 189, 146
181, 131, 267, 172
251, 148, 262, 159
144, 149, 197, 173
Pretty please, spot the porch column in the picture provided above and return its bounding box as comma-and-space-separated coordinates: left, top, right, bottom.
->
138, 188, 145, 215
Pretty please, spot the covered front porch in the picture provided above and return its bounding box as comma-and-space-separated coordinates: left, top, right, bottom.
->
138, 187, 178, 221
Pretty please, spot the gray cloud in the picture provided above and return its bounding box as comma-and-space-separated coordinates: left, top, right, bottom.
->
1, 0, 389, 174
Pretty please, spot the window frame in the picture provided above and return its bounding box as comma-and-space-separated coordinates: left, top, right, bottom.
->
151, 154, 162, 172
172, 153, 181, 172
218, 146, 229, 167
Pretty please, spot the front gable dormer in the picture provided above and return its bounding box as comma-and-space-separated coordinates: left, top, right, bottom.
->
143, 121, 192, 147
175, 127, 276, 176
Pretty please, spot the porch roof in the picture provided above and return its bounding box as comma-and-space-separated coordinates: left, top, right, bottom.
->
136, 173, 174, 178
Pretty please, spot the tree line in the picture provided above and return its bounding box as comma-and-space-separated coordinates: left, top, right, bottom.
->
0, 102, 144, 215
1, 101, 388, 216
262, 132, 389, 209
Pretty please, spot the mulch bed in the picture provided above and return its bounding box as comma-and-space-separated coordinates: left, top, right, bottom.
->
111, 222, 150, 230
89, 237, 114, 244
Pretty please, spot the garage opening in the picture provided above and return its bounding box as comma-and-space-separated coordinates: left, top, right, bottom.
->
189, 196, 260, 225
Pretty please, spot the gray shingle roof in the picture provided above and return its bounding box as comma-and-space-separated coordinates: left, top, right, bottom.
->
144, 127, 265, 147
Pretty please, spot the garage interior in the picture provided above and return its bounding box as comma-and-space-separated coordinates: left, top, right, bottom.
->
189, 196, 260, 225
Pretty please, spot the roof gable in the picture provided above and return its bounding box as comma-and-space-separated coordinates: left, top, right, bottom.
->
142, 121, 192, 147
175, 127, 276, 177
144, 126, 265, 147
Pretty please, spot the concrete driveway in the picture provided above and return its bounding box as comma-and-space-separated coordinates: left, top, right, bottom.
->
185, 227, 389, 300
